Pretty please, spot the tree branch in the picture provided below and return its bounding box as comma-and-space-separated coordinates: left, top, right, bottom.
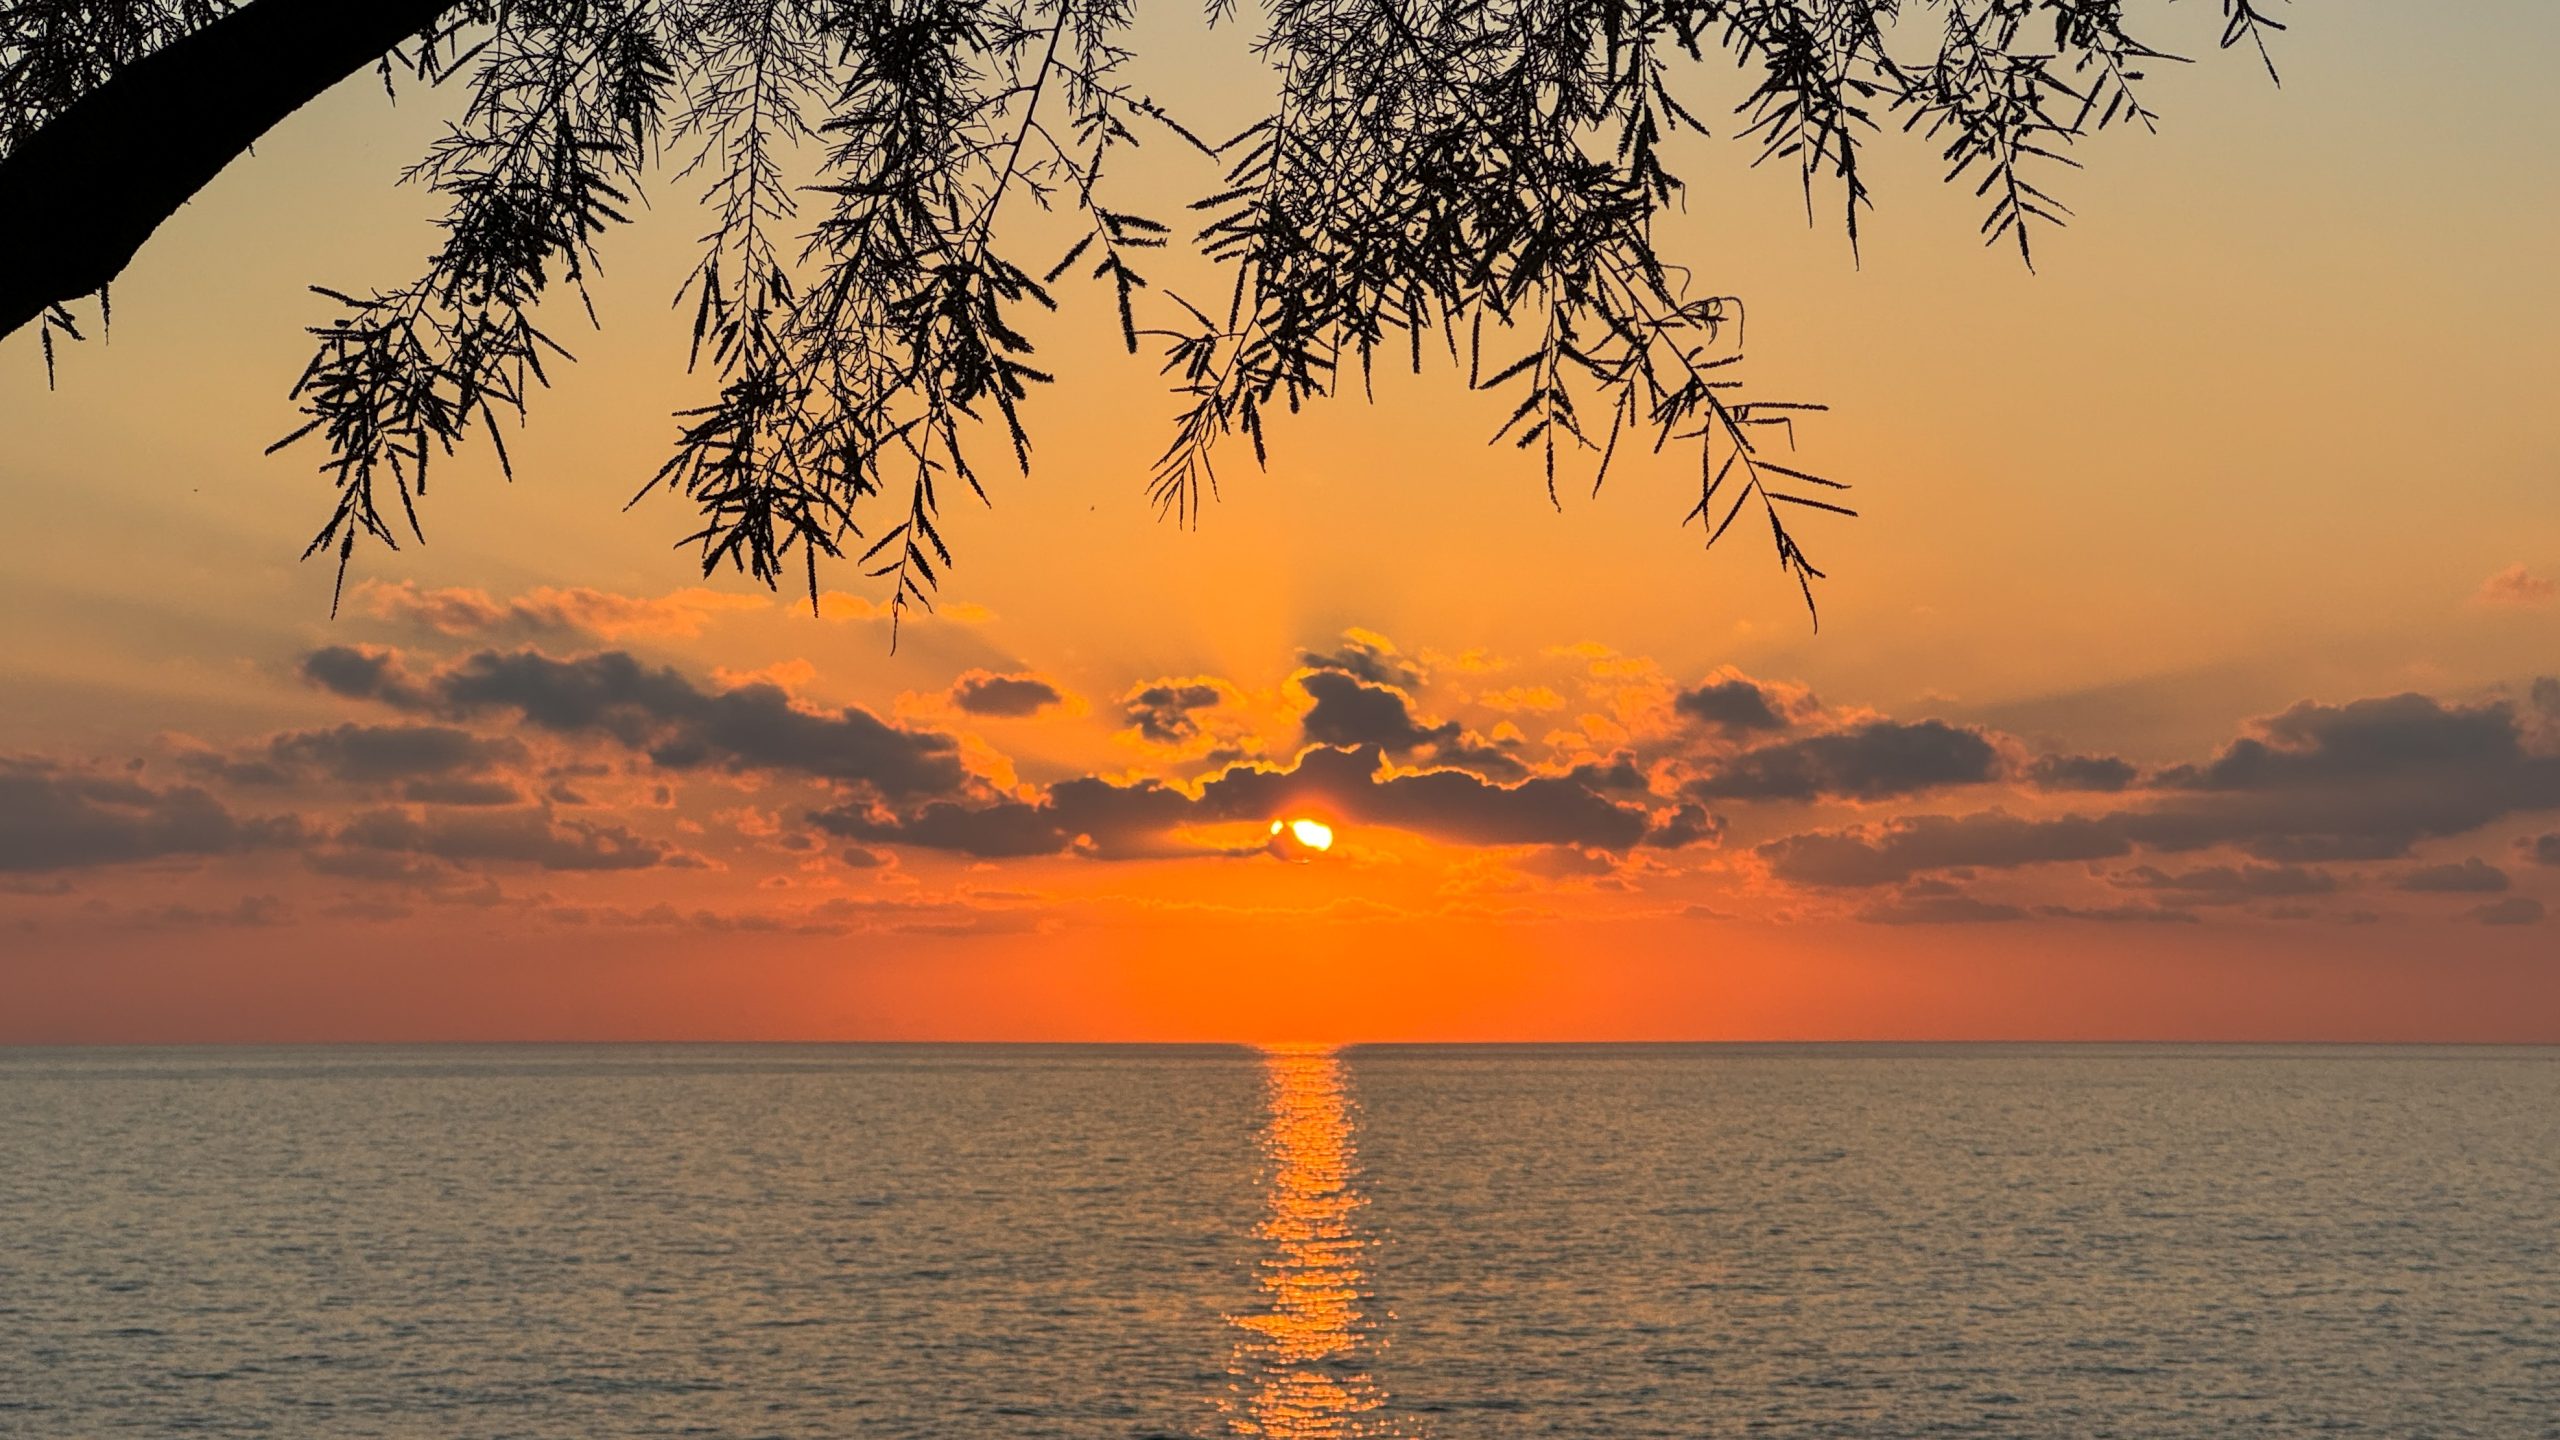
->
0, 0, 457, 341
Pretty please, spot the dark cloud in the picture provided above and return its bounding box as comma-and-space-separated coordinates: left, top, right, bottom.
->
335, 807, 685, 872
546, 900, 852, 936
2160, 693, 2525, 790
2033, 903, 2203, 925
280, 724, 522, 783
2395, 858, 2510, 894
301, 645, 426, 706
2026, 753, 2140, 793
2113, 862, 2338, 904
1300, 669, 1457, 752
122, 895, 294, 929
1855, 880, 2027, 925
2261, 904, 2385, 925
309, 647, 967, 798
816, 744, 1671, 859
1435, 738, 1531, 783
1123, 681, 1225, 745
815, 795, 1070, 860
1293, 670, 1532, 780
1856, 876, 2199, 927
0, 760, 296, 873
1673, 677, 1793, 735
1298, 631, 1423, 689
304, 848, 455, 884
2514, 833, 2560, 867
1642, 802, 1724, 849
397, 778, 529, 807
320, 897, 417, 922
1567, 755, 1652, 793
1687, 720, 2002, 803
1762, 811, 2131, 888
950, 671, 1066, 718
1297, 759, 1654, 850
1764, 691, 2560, 887
188, 723, 527, 789
2467, 897, 2545, 926
2132, 692, 2560, 859
2144, 693, 2560, 861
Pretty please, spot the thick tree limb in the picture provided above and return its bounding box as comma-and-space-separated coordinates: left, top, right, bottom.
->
0, 0, 456, 340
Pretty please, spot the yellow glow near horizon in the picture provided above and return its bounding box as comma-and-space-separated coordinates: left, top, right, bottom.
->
1268, 818, 1335, 857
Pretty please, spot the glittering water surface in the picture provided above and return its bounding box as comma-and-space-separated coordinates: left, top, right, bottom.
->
4, 1045, 2555, 1438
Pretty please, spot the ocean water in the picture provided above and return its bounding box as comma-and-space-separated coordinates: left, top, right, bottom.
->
2, 1045, 2554, 1438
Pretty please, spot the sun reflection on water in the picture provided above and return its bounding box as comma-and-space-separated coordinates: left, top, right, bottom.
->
1222, 1045, 1408, 1439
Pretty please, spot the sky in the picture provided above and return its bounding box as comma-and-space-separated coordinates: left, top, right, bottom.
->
2, 0, 2556, 1043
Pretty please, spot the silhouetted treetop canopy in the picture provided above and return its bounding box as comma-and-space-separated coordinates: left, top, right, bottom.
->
1, 0, 2282, 631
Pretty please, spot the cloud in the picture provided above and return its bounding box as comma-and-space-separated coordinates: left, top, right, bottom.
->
949, 671, 1066, 718
1292, 670, 1530, 781
1763, 811, 2132, 888
1687, 720, 2003, 803
2395, 858, 2510, 894
1299, 629, 1424, 689
395, 778, 530, 807
2261, 904, 2384, 925
2026, 753, 2140, 792
1854, 874, 2200, 926
2472, 563, 2555, 610
540, 890, 1049, 938
1854, 880, 2028, 925
28, 630, 2560, 943
1511, 846, 1627, 881
1672, 675, 1796, 735
121, 895, 294, 929
1765, 689, 2560, 886
1643, 801, 1724, 849
816, 744, 1673, 859
301, 645, 427, 707
1474, 685, 1568, 714
2466, 897, 2545, 926
1300, 669, 1457, 752
2033, 903, 2202, 925
2145, 691, 2560, 859
357, 581, 769, 639
815, 591, 996, 627
2160, 693, 2529, 791
0, 759, 296, 873
184, 723, 527, 790
307, 646, 968, 798
1123, 680, 1226, 744
2112, 862, 2337, 904
334, 807, 686, 872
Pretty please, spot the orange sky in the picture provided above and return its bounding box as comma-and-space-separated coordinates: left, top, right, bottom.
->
2, 1, 2556, 1043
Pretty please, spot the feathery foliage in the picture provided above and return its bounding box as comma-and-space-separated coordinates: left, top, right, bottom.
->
3, 0, 2284, 633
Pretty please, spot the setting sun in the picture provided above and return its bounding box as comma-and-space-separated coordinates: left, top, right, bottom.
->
1267, 818, 1336, 860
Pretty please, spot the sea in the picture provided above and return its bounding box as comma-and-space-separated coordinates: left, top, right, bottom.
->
2, 1044, 2554, 1438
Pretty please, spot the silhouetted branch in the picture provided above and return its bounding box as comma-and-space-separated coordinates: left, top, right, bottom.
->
5, 0, 2289, 624
0, 0, 458, 343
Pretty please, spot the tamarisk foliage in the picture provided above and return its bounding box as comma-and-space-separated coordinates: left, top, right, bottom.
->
1, 0, 2284, 630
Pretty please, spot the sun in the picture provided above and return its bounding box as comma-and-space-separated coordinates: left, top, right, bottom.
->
1267, 817, 1335, 860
